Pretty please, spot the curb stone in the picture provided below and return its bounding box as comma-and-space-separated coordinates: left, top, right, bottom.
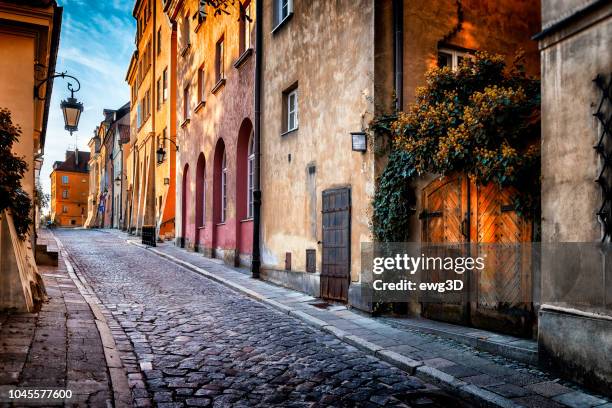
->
126, 239, 525, 408
53, 235, 133, 408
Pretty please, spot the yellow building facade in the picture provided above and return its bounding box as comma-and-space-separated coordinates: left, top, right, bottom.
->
125, 0, 177, 239
0, 0, 62, 311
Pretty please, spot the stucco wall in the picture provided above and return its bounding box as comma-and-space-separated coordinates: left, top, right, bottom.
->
174, 0, 255, 264
260, 0, 376, 281
0, 32, 35, 200
540, 6, 611, 242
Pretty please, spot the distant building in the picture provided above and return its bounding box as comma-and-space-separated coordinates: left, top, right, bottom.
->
50, 150, 90, 227
85, 104, 130, 229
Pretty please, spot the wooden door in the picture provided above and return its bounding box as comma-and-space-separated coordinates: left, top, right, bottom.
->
420, 175, 470, 325
421, 176, 533, 336
321, 188, 351, 302
469, 183, 534, 337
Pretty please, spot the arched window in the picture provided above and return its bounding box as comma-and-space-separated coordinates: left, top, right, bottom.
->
221, 152, 227, 223
247, 132, 254, 218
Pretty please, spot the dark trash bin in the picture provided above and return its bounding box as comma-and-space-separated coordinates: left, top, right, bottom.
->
142, 225, 157, 247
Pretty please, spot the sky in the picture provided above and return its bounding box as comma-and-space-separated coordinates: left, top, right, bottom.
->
40, 0, 136, 208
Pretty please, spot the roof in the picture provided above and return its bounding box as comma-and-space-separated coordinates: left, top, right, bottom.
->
52, 150, 90, 173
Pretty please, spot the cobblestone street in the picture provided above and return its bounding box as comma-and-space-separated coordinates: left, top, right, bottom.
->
53, 229, 465, 408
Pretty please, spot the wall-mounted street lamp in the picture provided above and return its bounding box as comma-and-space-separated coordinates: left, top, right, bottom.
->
35, 71, 83, 135
351, 131, 367, 152
156, 137, 179, 165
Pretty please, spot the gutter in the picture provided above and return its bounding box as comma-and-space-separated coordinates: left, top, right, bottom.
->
393, 0, 403, 111
251, 0, 263, 278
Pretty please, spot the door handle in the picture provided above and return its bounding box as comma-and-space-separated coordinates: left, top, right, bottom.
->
461, 218, 468, 239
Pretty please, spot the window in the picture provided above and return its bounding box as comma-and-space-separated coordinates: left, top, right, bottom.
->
240, 0, 252, 54
61, 175, 69, 184
157, 27, 162, 55
274, 0, 293, 27
197, 65, 206, 105
215, 36, 224, 82
162, 68, 168, 101
247, 132, 254, 218
62, 206, 68, 213
284, 88, 298, 132
198, 2, 207, 24
162, 127, 168, 152
438, 48, 470, 70
183, 85, 190, 120
182, 14, 190, 51
62, 190, 68, 199
137, 102, 143, 128
82, 178, 86, 183
156, 77, 162, 110
221, 152, 227, 223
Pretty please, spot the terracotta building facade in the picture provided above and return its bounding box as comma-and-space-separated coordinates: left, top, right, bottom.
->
50, 150, 89, 227
165, 0, 255, 265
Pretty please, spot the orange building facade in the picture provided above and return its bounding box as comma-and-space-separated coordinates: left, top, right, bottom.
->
50, 150, 90, 227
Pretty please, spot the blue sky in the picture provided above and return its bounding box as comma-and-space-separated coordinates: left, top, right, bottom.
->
41, 0, 135, 204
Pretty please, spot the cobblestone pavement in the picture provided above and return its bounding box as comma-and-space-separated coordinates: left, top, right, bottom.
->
0, 245, 112, 407
54, 229, 470, 408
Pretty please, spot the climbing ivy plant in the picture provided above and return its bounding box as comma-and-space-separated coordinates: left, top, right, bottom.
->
372, 52, 541, 242
0, 108, 33, 240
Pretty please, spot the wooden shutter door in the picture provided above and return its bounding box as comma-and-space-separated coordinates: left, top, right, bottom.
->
420, 175, 470, 325
321, 188, 351, 302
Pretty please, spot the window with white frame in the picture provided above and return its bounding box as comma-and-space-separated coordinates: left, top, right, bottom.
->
162, 68, 168, 101
221, 152, 227, 223
216, 36, 224, 82
438, 48, 470, 70
285, 88, 298, 132
61, 175, 69, 184
62, 205, 68, 213
62, 189, 68, 199
247, 131, 254, 218
275, 0, 293, 27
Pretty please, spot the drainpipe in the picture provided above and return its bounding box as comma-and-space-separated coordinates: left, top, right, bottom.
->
251, 0, 263, 279
393, 0, 404, 111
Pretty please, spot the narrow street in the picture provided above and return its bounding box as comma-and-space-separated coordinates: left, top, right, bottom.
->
54, 229, 468, 408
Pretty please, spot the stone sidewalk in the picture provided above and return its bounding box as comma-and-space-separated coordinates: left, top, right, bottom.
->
109, 230, 610, 408
0, 237, 113, 406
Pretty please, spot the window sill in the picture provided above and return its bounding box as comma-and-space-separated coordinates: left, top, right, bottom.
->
272, 13, 293, 34
180, 118, 191, 128
280, 128, 298, 137
216, 222, 226, 226
194, 101, 206, 113
197, 225, 206, 230
240, 218, 253, 223
180, 43, 191, 57
233, 48, 253, 69
211, 78, 226, 94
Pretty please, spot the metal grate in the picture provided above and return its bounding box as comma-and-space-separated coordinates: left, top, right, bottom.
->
594, 73, 612, 241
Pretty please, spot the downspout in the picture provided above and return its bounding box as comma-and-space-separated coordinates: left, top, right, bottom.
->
393, 0, 404, 111
251, 0, 263, 279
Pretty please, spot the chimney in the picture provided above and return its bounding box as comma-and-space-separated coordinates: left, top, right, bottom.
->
75, 148, 79, 166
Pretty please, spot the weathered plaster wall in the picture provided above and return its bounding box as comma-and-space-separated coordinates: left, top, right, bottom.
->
540, 5, 611, 243
260, 0, 376, 281
174, 0, 254, 264
0, 32, 35, 200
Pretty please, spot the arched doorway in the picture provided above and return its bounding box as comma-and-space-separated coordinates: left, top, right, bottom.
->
195, 153, 206, 251
180, 163, 189, 248
236, 119, 254, 263
212, 139, 226, 256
